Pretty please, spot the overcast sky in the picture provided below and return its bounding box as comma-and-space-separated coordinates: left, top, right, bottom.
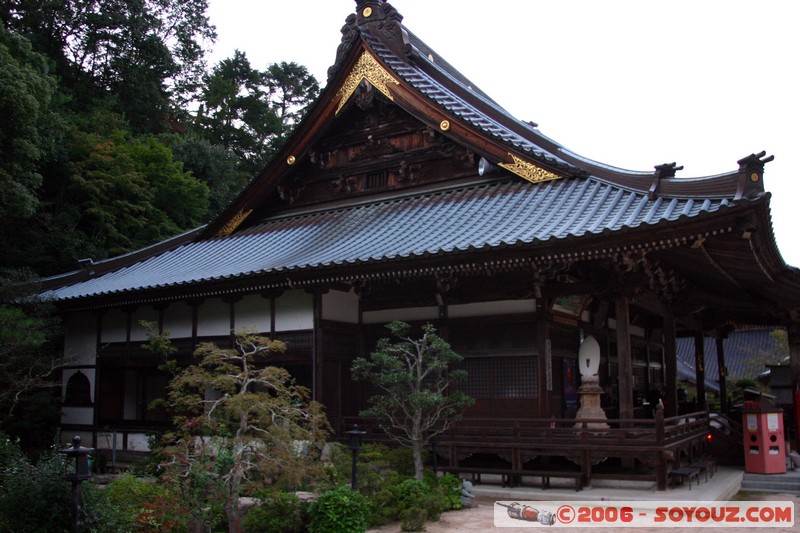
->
207, 0, 800, 266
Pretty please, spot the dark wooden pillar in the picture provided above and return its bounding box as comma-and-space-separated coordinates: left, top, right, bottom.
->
693, 332, 707, 412
536, 299, 551, 417
663, 312, 677, 417
189, 299, 202, 351
655, 407, 667, 490
790, 321, 800, 388
715, 334, 728, 414
615, 295, 634, 420
789, 321, 800, 452
312, 289, 323, 403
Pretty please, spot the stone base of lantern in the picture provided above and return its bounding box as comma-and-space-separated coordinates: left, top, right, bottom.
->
574, 377, 609, 429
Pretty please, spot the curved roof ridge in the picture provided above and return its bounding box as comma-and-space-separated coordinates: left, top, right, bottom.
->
350, 2, 762, 199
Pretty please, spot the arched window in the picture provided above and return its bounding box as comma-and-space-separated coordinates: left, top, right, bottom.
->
64, 371, 92, 406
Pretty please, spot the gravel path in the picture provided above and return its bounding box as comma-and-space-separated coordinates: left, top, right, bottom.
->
367, 493, 800, 532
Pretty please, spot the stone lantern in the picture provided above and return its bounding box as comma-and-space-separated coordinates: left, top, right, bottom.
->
574, 336, 609, 429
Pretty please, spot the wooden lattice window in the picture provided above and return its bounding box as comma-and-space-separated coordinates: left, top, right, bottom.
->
365, 171, 388, 190
495, 357, 537, 398
64, 371, 92, 406
461, 359, 493, 398
458, 357, 537, 399
649, 367, 663, 388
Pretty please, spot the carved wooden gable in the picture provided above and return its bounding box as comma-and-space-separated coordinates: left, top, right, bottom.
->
262, 83, 478, 213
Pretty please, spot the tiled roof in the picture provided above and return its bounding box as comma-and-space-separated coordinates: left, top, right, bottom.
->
365, 33, 578, 173
45, 177, 733, 302
676, 329, 788, 388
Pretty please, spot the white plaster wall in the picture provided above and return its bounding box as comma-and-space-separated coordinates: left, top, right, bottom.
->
275, 290, 313, 331
163, 302, 194, 338
197, 298, 231, 336
62, 431, 95, 448
130, 306, 160, 341
448, 299, 537, 318
235, 294, 271, 333
96, 431, 124, 451
63, 312, 97, 364
100, 309, 128, 343
362, 306, 438, 324
322, 289, 359, 323
62, 368, 95, 402
61, 407, 94, 426
127, 433, 152, 452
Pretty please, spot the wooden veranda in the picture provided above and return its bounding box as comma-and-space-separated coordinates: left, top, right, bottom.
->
348, 410, 710, 491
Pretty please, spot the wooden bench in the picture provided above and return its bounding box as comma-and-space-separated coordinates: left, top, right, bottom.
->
690, 457, 716, 482
438, 466, 516, 487
517, 469, 583, 492
438, 466, 582, 491
669, 467, 701, 489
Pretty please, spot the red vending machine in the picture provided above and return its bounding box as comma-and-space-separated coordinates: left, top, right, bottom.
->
742, 399, 786, 474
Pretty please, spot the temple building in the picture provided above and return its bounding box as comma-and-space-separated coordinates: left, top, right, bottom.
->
42, 0, 800, 489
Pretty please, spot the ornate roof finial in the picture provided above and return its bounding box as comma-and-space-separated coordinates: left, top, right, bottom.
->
329, 1, 409, 82
735, 151, 773, 200
649, 162, 683, 200
355, 0, 409, 57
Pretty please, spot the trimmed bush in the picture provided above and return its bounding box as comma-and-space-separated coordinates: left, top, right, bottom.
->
308, 485, 370, 533
243, 491, 307, 533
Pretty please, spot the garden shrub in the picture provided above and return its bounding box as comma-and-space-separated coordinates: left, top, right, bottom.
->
0, 434, 71, 533
368, 473, 463, 530
365, 470, 406, 526
83, 473, 185, 533
320, 439, 461, 530
427, 472, 462, 512
308, 485, 370, 533
243, 491, 307, 533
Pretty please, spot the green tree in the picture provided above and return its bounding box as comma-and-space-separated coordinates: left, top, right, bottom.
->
165, 134, 248, 216
0, 271, 65, 446
263, 61, 319, 146
2, 0, 216, 133
196, 51, 277, 169
161, 331, 329, 533
0, 23, 58, 221
196, 54, 320, 174
352, 322, 473, 481
62, 128, 209, 258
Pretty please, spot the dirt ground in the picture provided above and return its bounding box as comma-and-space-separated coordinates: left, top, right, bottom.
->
367, 493, 800, 533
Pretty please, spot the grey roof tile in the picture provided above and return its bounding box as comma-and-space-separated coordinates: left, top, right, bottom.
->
45, 178, 731, 301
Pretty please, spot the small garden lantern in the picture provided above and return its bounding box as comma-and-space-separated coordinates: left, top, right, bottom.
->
345, 425, 366, 490
60, 436, 94, 533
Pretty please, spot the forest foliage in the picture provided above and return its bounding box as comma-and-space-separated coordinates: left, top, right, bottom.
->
1, 0, 320, 278
0, 1, 320, 436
